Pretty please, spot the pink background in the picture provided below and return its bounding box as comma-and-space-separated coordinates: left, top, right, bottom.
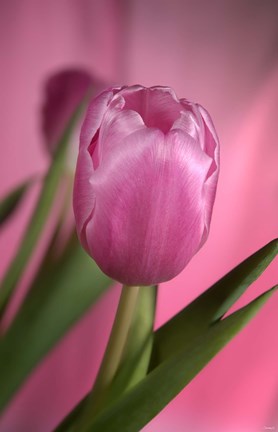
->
0, 1, 278, 431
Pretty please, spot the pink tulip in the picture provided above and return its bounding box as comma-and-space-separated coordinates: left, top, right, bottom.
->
73, 85, 220, 286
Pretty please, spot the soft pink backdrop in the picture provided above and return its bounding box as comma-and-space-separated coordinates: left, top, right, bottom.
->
0, 1, 278, 431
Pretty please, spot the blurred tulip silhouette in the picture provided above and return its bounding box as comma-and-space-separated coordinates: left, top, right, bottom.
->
42, 69, 94, 155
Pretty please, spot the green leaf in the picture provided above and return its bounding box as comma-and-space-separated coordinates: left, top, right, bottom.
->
54, 285, 157, 432
152, 239, 278, 365
0, 102, 84, 314
0, 233, 112, 413
86, 286, 277, 432
55, 240, 278, 431
0, 180, 31, 227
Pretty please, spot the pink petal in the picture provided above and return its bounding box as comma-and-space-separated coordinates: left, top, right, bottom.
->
73, 148, 96, 250
121, 86, 181, 133
84, 128, 212, 285
171, 110, 201, 141
197, 103, 220, 155
97, 97, 145, 162
179, 98, 205, 148
74, 87, 130, 247
79, 88, 115, 150
197, 104, 220, 238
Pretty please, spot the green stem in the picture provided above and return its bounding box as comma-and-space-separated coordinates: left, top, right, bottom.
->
77, 285, 140, 431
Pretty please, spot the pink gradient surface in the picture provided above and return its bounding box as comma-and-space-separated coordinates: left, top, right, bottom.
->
0, 1, 278, 431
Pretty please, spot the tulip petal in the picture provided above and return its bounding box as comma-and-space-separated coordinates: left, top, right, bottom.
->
171, 110, 200, 141
98, 98, 145, 161
80, 88, 116, 150
197, 104, 220, 159
121, 86, 181, 133
179, 99, 205, 148
197, 105, 220, 239
73, 149, 96, 251
85, 128, 212, 285
74, 88, 122, 246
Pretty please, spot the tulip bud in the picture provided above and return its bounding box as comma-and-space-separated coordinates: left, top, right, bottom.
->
73, 85, 220, 286
41, 68, 103, 155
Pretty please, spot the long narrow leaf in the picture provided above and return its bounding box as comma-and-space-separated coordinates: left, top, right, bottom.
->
0, 180, 31, 227
152, 239, 278, 365
0, 103, 83, 314
0, 234, 112, 412
86, 286, 276, 432
54, 240, 278, 430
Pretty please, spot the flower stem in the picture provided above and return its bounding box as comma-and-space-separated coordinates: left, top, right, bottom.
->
94, 284, 139, 393
78, 285, 140, 431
